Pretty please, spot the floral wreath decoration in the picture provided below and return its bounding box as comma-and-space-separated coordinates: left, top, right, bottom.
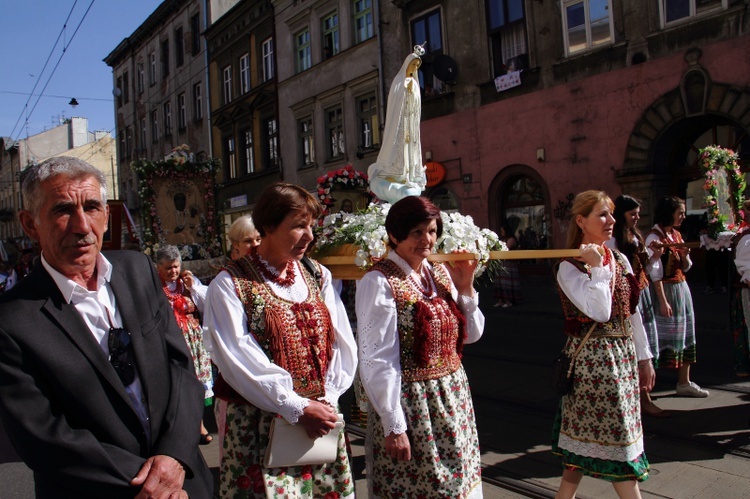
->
131, 145, 223, 261
313, 202, 507, 282
316, 164, 371, 215
700, 145, 746, 238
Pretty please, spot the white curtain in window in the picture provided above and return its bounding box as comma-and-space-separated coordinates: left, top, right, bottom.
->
501, 24, 527, 65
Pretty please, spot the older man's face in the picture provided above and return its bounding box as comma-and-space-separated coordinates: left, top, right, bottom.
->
20, 175, 108, 281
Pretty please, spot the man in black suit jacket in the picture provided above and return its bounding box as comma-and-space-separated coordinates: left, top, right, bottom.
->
0, 156, 212, 498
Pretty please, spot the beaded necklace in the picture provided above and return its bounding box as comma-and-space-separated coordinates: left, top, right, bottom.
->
408, 264, 437, 299
251, 249, 296, 287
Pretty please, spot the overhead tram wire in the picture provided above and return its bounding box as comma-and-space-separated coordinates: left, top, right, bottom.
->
7, 0, 81, 140
0, 90, 110, 103
10, 0, 97, 143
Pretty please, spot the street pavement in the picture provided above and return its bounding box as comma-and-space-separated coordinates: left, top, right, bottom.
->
1, 259, 749, 498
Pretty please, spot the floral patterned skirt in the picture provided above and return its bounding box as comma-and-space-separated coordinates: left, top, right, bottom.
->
552, 334, 649, 482
216, 400, 354, 499
366, 366, 482, 498
180, 319, 213, 401
639, 287, 660, 366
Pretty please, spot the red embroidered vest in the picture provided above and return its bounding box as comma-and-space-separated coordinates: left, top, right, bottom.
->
372, 259, 466, 382
217, 257, 334, 402
161, 279, 200, 333
648, 226, 686, 283
557, 249, 638, 337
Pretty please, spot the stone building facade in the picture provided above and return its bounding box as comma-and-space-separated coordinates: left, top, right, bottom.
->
104, 0, 211, 231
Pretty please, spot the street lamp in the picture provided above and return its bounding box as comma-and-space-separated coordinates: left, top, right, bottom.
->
68, 98, 79, 108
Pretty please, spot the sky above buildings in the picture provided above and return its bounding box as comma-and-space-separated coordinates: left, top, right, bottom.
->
0, 0, 163, 141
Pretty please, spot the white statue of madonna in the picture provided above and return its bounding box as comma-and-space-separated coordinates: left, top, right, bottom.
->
368, 45, 427, 204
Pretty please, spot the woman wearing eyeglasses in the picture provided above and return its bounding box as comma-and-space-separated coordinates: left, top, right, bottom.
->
155, 245, 213, 444
203, 183, 357, 498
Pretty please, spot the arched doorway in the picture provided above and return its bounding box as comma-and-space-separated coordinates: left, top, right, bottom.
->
618, 56, 749, 231
489, 166, 550, 250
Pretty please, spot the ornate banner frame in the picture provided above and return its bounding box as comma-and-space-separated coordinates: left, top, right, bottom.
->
316, 164, 371, 215
700, 145, 746, 238
132, 148, 222, 260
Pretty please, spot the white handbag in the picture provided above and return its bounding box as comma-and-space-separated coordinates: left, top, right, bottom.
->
263, 414, 345, 468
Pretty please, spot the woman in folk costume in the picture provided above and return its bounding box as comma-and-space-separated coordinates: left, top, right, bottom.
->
368, 45, 428, 204
154, 244, 214, 444
731, 200, 750, 376
356, 196, 486, 498
611, 195, 668, 417
645, 195, 708, 398
553, 190, 655, 499
203, 183, 357, 498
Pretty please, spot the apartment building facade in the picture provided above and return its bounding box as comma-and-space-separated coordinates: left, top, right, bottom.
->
0, 118, 115, 241
378, 0, 749, 247
104, 0, 211, 231
205, 0, 281, 231
271, 0, 382, 192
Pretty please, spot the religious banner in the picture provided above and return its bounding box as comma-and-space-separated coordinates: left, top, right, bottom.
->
132, 145, 222, 260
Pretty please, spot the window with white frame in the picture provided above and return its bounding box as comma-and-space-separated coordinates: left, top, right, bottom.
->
119, 130, 126, 160
175, 27, 184, 67
265, 117, 279, 169
660, 0, 725, 25
322, 12, 339, 59
149, 52, 156, 85
161, 39, 170, 78
137, 63, 145, 93
411, 9, 446, 97
191, 13, 201, 55
299, 117, 315, 167
357, 93, 379, 149
193, 83, 203, 121
226, 136, 237, 178
487, 0, 528, 77
140, 117, 147, 150
239, 53, 250, 94
295, 29, 311, 73
151, 110, 159, 142
562, 0, 613, 56
262, 38, 274, 82
178, 93, 186, 130
123, 72, 130, 104
125, 127, 132, 157
243, 129, 255, 174
164, 101, 172, 135
223, 65, 232, 104
116, 76, 123, 108
326, 106, 344, 160
353, 0, 374, 44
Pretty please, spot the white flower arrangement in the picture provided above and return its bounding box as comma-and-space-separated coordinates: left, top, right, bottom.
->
313, 202, 506, 278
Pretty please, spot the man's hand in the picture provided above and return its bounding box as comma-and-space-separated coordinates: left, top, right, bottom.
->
131, 455, 187, 499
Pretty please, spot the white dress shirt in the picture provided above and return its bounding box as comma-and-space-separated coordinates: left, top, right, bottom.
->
644, 225, 692, 282
735, 232, 750, 284
41, 253, 151, 439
